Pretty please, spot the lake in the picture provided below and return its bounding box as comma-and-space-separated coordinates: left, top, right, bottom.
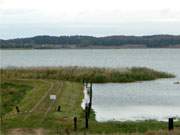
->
1, 49, 180, 121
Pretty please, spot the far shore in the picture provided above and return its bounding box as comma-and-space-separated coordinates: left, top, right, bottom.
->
1, 45, 180, 50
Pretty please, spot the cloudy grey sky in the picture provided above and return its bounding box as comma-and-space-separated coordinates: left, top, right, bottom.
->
0, 0, 180, 39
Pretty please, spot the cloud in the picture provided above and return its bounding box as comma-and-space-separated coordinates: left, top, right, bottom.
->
0, 0, 180, 24
0, 0, 5, 4
0, 0, 180, 39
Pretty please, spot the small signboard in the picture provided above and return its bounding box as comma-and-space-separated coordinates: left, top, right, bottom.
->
50, 95, 56, 101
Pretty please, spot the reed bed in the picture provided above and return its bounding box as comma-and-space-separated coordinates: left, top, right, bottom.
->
1, 66, 174, 83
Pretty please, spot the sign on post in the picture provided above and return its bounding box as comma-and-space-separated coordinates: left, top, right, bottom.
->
50, 95, 56, 101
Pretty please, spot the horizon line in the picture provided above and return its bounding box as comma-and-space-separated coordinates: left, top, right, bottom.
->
1, 34, 180, 40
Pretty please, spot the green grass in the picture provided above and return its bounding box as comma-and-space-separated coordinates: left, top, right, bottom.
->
0, 67, 179, 135
0, 79, 85, 134
1, 66, 175, 83
0, 82, 33, 115
88, 119, 180, 134
1, 79, 180, 135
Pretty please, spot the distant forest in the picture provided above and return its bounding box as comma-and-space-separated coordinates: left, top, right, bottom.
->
1, 35, 180, 49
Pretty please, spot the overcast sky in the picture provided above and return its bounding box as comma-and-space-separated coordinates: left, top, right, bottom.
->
0, 0, 180, 39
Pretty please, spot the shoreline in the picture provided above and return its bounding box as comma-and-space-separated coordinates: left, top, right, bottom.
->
1, 67, 179, 134
1, 46, 180, 50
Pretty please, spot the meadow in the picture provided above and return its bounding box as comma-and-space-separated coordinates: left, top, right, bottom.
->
1, 67, 180, 135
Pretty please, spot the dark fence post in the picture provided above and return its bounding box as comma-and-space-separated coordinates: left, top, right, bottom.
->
89, 83, 92, 109
16, 106, 20, 113
85, 82, 88, 87
57, 105, 61, 112
74, 117, 77, 131
85, 104, 88, 129
88, 103, 91, 118
168, 118, 174, 131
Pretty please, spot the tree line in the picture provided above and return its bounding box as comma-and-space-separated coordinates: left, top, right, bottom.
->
1, 35, 180, 48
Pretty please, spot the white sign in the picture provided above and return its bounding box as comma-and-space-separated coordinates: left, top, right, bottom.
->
50, 95, 56, 101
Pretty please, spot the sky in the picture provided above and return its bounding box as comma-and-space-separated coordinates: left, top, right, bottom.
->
0, 0, 180, 39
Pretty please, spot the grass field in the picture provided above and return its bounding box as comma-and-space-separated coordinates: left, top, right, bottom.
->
0, 67, 180, 135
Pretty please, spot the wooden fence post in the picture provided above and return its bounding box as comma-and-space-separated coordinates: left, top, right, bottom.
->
85, 104, 88, 129
57, 105, 61, 112
16, 106, 20, 113
168, 118, 174, 131
87, 103, 91, 118
89, 83, 92, 109
85, 82, 88, 87
74, 117, 77, 131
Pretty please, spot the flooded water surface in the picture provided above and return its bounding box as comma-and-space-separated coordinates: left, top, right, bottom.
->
1, 49, 180, 121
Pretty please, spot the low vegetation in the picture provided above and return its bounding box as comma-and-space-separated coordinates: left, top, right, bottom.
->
1, 79, 180, 135
0, 82, 33, 115
0, 79, 84, 134
0, 67, 178, 135
1, 66, 175, 83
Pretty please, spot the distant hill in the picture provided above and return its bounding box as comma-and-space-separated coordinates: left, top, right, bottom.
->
1, 35, 180, 49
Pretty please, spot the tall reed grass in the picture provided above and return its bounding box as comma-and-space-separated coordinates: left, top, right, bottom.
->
1, 66, 175, 83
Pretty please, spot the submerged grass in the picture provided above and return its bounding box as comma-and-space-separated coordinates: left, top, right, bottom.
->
1, 66, 175, 83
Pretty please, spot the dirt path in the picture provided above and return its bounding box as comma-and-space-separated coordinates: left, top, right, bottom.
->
30, 81, 54, 113
42, 81, 64, 121
7, 128, 45, 135
3, 79, 84, 134
23, 80, 54, 120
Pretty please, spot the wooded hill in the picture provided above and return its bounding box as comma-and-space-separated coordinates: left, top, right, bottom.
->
1, 35, 180, 49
